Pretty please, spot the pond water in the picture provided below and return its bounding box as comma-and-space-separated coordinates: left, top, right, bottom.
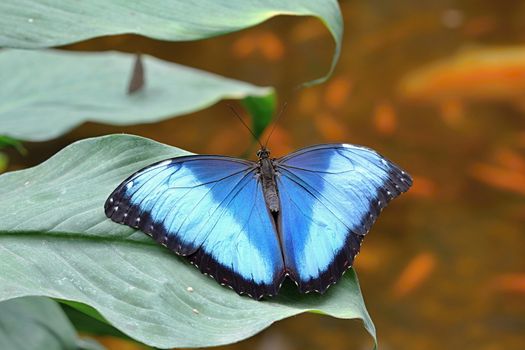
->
6, 1, 525, 349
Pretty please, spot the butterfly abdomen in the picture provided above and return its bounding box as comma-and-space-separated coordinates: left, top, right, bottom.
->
259, 157, 280, 212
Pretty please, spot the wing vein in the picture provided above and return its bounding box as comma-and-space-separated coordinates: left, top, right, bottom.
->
278, 168, 353, 232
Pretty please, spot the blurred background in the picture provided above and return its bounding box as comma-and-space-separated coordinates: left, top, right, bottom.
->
4, 1, 525, 349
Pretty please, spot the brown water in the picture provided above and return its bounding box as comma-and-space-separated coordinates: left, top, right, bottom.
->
6, 1, 525, 349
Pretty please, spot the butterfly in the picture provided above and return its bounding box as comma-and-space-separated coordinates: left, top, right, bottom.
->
105, 143, 412, 299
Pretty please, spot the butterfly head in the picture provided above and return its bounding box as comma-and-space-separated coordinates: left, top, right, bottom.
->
256, 148, 271, 159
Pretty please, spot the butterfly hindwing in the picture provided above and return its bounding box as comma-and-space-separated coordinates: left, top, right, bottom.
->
105, 155, 285, 299
275, 144, 412, 293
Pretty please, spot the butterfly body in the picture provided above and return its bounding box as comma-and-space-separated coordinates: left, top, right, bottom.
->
105, 143, 412, 299
257, 150, 280, 212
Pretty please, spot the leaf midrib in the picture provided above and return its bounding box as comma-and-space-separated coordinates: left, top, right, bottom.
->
0, 230, 155, 247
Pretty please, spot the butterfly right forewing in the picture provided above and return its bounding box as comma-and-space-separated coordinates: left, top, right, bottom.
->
275, 144, 412, 293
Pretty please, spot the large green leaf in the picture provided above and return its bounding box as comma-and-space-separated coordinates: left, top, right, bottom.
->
0, 49, 274, 142
0, 296, 105, 350
0, 135, 376, 349
0, 0, 342, 86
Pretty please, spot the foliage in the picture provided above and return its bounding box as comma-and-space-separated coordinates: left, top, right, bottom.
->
0, 135, 376, 348
0, 1, 376, 349
0, 297, 104, 350
0, 50, 274, 142
0, 0, 342, 86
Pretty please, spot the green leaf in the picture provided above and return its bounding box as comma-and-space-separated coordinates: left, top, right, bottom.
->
0, 135, 26, 154
242, 94, 277, 140
0, 296, 105, 350
59, 300, 110, 325
0, 135, 376, 349
0, 49, 274, 142
0, 152, 7, 173
0, 1, 342, 86
60, 304, 131, 341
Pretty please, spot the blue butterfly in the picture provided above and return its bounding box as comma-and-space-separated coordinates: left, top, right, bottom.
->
105, 143, 411, 299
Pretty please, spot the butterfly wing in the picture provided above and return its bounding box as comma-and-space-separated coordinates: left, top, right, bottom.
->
105, 155, 285, 299
275, 144, 412, 293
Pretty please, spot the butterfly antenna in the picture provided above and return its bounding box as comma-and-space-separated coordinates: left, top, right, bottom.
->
264, 102, 288, 148
227, 105, 264, 149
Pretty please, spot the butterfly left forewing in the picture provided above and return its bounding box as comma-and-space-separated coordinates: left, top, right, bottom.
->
275, 144, 412, 293
105, 155, 285, 299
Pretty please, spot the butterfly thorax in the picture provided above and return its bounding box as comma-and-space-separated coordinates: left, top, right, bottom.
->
257, 148, 280, 213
